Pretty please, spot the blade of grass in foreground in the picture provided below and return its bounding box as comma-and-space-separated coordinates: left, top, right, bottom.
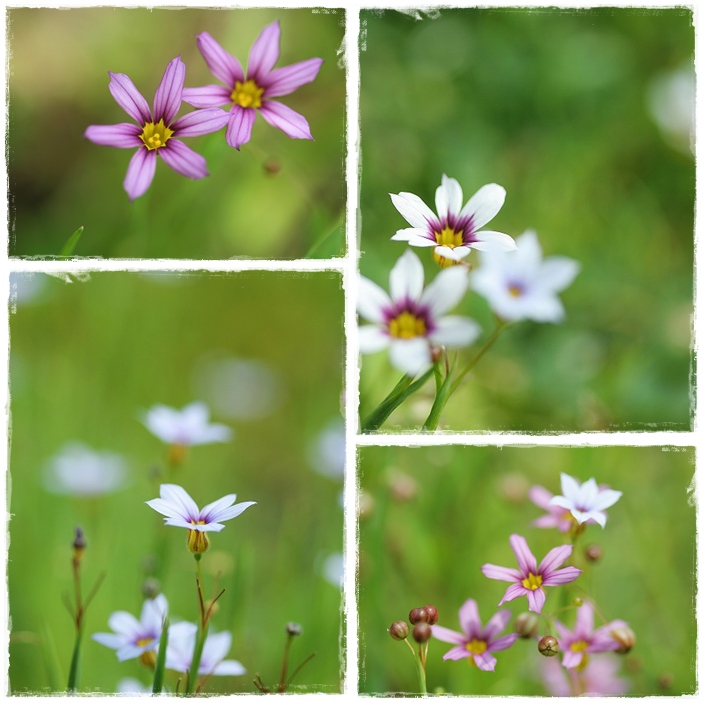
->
59, 226, 84, 257
152, 617, 169, 694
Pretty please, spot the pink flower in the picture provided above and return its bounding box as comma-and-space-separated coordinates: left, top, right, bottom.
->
182, 22, 323, 149
481, 534, 581, 614
431, 599, 518, 672
85, 57, 229, 200
554, 602, 627, 670
541, 654, 631, 696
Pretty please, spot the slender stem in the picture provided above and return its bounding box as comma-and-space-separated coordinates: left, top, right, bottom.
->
277, 635, 294, 692
66, 627, 83, 693
450, 321, 508, 394
285, 651, 317, 689
422, 365, 455, 432
186, 620, 209, 695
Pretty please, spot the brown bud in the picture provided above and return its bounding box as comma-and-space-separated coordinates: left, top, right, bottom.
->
409, 607, 428, 624
264, 158, 281, 175
658, 673, 674, 689
584, 544, 603, 563
424, 605, 439, 625
286, 623, 303, 637
141, 577, 161, 600
430, 344, 446, 364
514, 612, 540, 639
72, 527, 86, 553
412, 622, 432, 643
389, 621, 409, 641
538, 635, 560, 657
611, 626, 636, 654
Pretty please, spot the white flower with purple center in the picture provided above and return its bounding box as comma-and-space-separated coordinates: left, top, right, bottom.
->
358, 249, 481, 376
390, 175, 516, 268
165, 622, 245, 677
92, 595, 168, 665
548, 473, 622, 528
142, 402, 233, 446
146, 484, 255, 554
85, 57, 229, 200
472, 230, 580, 323
481, 534, 582, 614
182, 22, 323, 149
431, 599, 518, 672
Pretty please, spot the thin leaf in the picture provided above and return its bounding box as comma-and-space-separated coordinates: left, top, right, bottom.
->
152, 617, 169, 694
59, 227, 84, 258
66, 627, 83, 693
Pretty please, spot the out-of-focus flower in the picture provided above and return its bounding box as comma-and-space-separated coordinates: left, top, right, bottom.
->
142, 402, 233, 446
481, 534, 581, 614
43, 442, 127, 496
92, 595, 168, 665
390, 175, 515, 267
541, 653, 631, 696
648, 61, 695, 156
472, 230, 580, 323
182, 22, 322, 149
85, 57, 229, 200
10, 272, 48, 307
321, 552, 344, 588
308, 419, 345, 481
146, 484, 255, 554
358, 250, 480, 375
431, 599, 518, 672
531, 480, 618, 532
117, 678, 152, 694
549, 474, 622, 528
166, 622, 245, 676
554, 602, 627, 670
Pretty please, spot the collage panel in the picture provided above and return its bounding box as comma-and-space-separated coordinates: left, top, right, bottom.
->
8, 271, 345, 693
358, 444, 696, 695
358, 8, 694, 432
8, 7, 346, 259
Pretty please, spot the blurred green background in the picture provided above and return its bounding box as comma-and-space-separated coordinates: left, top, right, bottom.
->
358, 445, 696, 695
8, 8, 345, 259
359, 8, 694, 431
8, 272, 345, 693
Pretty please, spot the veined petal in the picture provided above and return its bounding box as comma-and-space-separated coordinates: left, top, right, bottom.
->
541, 566, 582, 586
458, 599, 482, 639
84, 123, 142, 148
154, 56, 185, 125
435, 174, 463, 219
482, 610, 511, 641
510, 534, 538, 575
526, 588, 546, 613
160, 139, 208, 180
487, 633, 519, 653
497, 582, 526, 606
472, 230, 517, 252
172, 108, 229, 137
199, 494, 237, 522
458, 183, 506, 230
206, 501, 256, 523
264, 57, 323, 97
160, 484, 200, 521
108, 71, 151, 125
431, 316, 481, 348
258, 100, 313, 140
388, 338, 432, 376
186, 521, 226, 533
226, 105, 256, 149
389, 249, 424, 302
146, 497, 189, 521
390, 192, 438, 230
430, 625, 466, 645
357, 276, 392, 324
473, 652, 497, 672
443, 646, 471, 661
124, 148, 156, 201
481, 564, 521, 582
196, 32, 244, 87
420, 265, 469, 317
182, 85, 232, 108
248, 20, 281, 81
358, 325, 389, 353
539, 544, 573, 574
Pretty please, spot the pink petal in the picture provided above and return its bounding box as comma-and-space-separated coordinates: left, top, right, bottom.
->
482, 610, 511, 641
182, 85, 232, 109
481, 564, 521, 583
263, 58, 323, 98
473, 652, 497, 672
172, 107, 229, 137
509, 534, 538, 576
430, 625, 465, 645
539, 544, 573, 574
258, 100, 313, 140
561, 649, 584, 669
458, 599, 482, 639
528, 485, 554, 510
160, 139, 208, 180
526, 588, 546, 613
123, 148, 156, 201
541, 566, 582, 586
226, 105, 256, 149
486, 633, 519, 653
247, 20, 280, 82
574, 602, 594, 638
108, 72, 151, 125
84, 123, 142, 148
443, 646, 471, 662
196, 31, 244, 87
153, 56, 185, 125
497, 582, 526, 606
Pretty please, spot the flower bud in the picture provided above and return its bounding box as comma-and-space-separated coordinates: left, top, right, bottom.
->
611, 626, 636, 653
572, 598, 583, 607
658, 673, 673, 689
538, 635, 560, 657
142, 577, 161, 600
140, 649, 157, 669
514, 612, 540, 639
187, 528, 210, 554
409, 607, 428, 624
430, 344, 446, 364
72, 527, 86, 561
412, 622, 432, 643
424, 605, 439, 625
286, 623, 303, 637
584, 544, 603, 563
389, 621, 409, 641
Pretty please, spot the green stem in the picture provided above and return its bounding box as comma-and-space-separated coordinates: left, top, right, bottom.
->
449, 321, 509, 395
66, 626, 83, 693
422, 365, 455, 432
414, 650, 428, 695
186, 620, 209, 695
152, 617, 169, 695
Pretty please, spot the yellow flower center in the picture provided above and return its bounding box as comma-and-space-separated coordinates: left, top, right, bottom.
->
435, 226, 464, 248
465, 639, 488, 655
570, 640, 589, 653
388, 311, 427, 339
508, 285, 523, 298
137, 638, 157, 668
231, 79, 265, 109
521, 572, 543, 590
139, 118, 174, 151
187, 521, 210, 554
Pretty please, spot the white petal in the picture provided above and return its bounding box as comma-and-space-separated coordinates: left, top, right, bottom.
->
391, 227, 430, 243
435, 174, 463, 219
519, 293, 565, 323
434, 245, 469, 261
472, 230, 517, 252
212, 659, 247, 676
538, 257, 580, 292
560, 473, 582, 501
108, 611, 142, 638
141, 594, 168, 633
92, 632, 125, 650
199, 494, 237, 522
160, 484, 200, 521
420, 266, 470, 317
591, 489, 622, 512
146, 497, 189, 521
207, 501, 256, 523
406, 233, 440, 248
513, 230, 543, 268
202, 631, 232, 665
458, 183, 506, 229
388, 338, 432, 376
358, 326, 390, 353
163, 516, 196, 529
390, 192, 439, 230
190, 423, 233, 445
389, 250, 424, 302
431, 316, 481, 348
357, 276, 391, 324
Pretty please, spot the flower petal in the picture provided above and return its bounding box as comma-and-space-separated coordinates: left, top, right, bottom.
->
92, 632, 124, 650
160, 484, 200, 521
212, 659, 247, 676
529, 485, 554, 510
123, 148, 156, 201
389, 249, 424, 302
226, 105, 256, 149
357, 276, 392, 324
472, 230, 517, 252
108, 72, 151, 125
264, 58, 323, 98
458, 183, 506, 229
435, 174, 463, 220
560, 473, 581, 501
182, 84, 233, 108
443, 646, 471, 661
108, 611, 141, 638
358, 325, 389, 353
497, 582, 526, 606
160, 139, 208, 180
390, 192, 438, 230
198, 494, 236, 522
420, 266, 469, 317
201, 631, 232, 667
206, 501, 256, 523
458, 599, 482, 640
539, 544, 573, 574
258, 100, 313, 140
509, 534, 538, 575
481, 564, 521, 582
473, 652, 497, 672
248, 21, 281, 82
538, 257, 580, 292
196, 32, 244, 87
574, 601, 594, 639
482, 609, 511, 641
391, 227, 433, 243
433, 245, 470, 261
430, 625, 465, 645
431, 316, 481, 348
84, 123, 142, 148
153, 56, 185, 125
561, 649, 584, 670
172, 108, 229, 137
388, 338, 432, 376
591, 488, 623, 512
487, 632, 519, 652
541, 566, 582, 586
526, 588, 546, 613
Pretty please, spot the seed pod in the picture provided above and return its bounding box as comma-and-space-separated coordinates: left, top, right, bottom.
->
611, 626, 636, 653
424, 605, 439, 625
287, 623, 303, 637
538, 635, 560, 657
514, 612, 540, 639
412, 622, 432, 643
389, 621, 409, 641
584, 544, 603, 563
409, 607, 428, 624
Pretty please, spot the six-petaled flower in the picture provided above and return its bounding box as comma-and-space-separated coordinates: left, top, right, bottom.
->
549, 473, 622, 528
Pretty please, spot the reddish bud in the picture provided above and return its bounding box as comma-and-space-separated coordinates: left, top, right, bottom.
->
424, 605, 439, 625
538, 635, 560, 657
412, 622, 432, 643
389, 621, 409, 641
584, 544, 603, 563
409, 607, 428, 624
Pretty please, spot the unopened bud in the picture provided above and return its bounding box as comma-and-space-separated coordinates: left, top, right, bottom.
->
264, 158, 281, 175
658, 673, 673, 689
430, 344, 446, 363
584, 544, 603, 563
389, 621, 409, 641
514, 612, 540, 639
424, 605, 439, 625
142, 577, 161, 600
72, 527, 86, 557
409, 607, 428, 624
538, 635, 560, 657
187, 529, 210, 554
611, 626, 636, 653
286, 623, 303, 637
412, 622, 432, 643
572, 598, 583, 607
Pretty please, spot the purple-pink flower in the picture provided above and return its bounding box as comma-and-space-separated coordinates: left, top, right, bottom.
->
529, 485, 576, 533
481, 534, 581, 614
431, 599, 518, 672
541, 654, 630, 696
554, 602, 627, 670
85, 57, 229, 200
182, 22, 323, 149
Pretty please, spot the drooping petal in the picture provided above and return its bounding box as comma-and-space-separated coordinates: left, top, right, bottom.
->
541, 566, 582, 586
486, 633, 519, 653
162, 516, 198, 529
472, 230, 517, 252
108, 72, 152, 125
153, 56, 186, 125
431, 316, 481, 348
390, 192, 438, 230
458, 183, 506, 230
482, 609, 511, 641
388, 338, 432, 376
574, 509, 607, 527
205, 501, 256, 524
435, 174, 463, 220
389, 250, 424, 302
160, 139, 208, 180
509, 534, 538, 576
497, 582, 526, 606
196, 32, 244, 87
123, 148, 157, 201
258, 100, 313, 140
472, 651, 497, 672
458, 599, 482, 640
357, 276, 392, 324
526, 588, 546, 613
420, 266, 469, 317
264, 57, 323, 97
172, 107, 229, 137
538, 544, 573, 575
358, 325, 389, 353
182, 520, 226, 533
84, 123, 142, 148
430, 625, 466, 645
160, 484, 200, 521
226, 105, 256, 149
391, 227, 434, 243
481, 564, 521, 583
443, 645, 471, 661
248, 21, 281, 81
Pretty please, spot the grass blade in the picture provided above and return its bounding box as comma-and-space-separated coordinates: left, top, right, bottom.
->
59, 226, 84, 257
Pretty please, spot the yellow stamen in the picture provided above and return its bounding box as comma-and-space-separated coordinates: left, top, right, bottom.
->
137, 638, 157, 668
187, 521, 210, 554
465, 639, 488, 655
231, 79, 265, 109
521, 572, 543, 590
435, 226, 464, 248
388, 311, 426, 339
508, 285, 523, 298
139, 118, 174, 151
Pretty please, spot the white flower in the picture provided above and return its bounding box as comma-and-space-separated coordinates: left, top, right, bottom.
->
142, 402, 232, 446
358, 250, 481, 376
92, 595, 168, 663
165, 622, 246, 677
321, 552, 344, 589
308, 419, 345, 481
43, 442, 127, 496
647, 61, 694, 156
548, 473, 622, 528
390, 175, 516, 266
472, 230, 580, 323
